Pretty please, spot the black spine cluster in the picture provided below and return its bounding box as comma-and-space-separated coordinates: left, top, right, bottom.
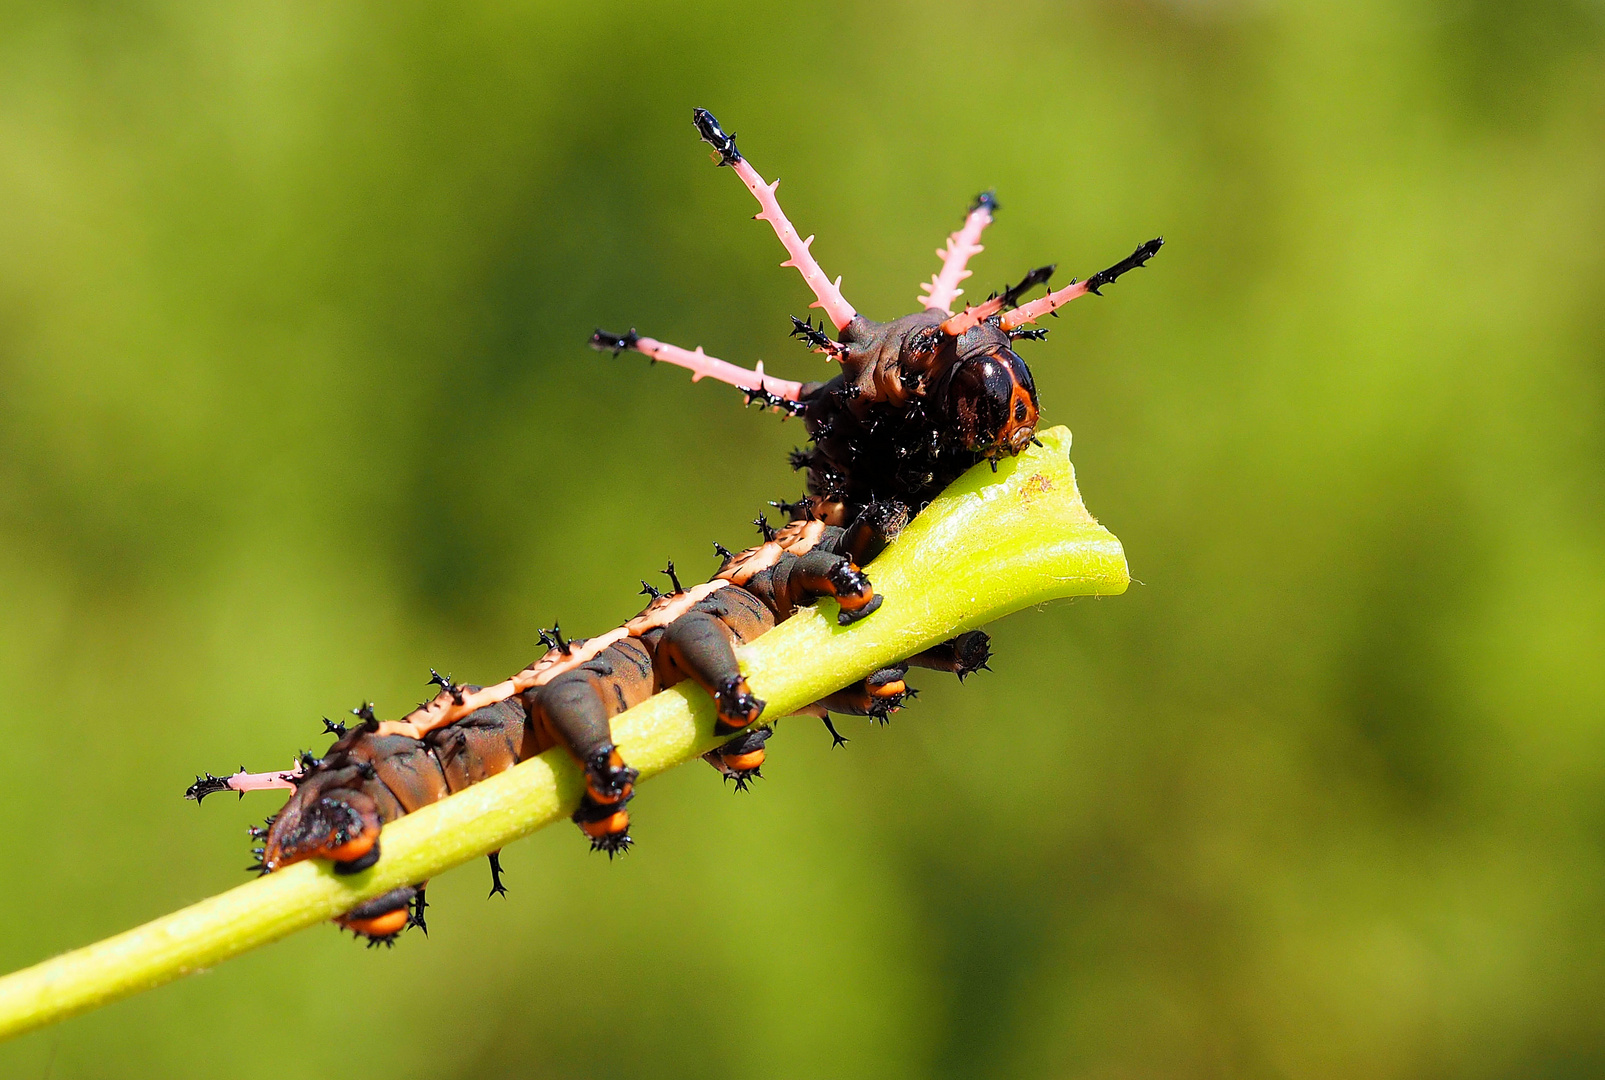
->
589, 328, 641, 356
692, 108, 741, 166
1083, 238, 1165, 295
998, 265, 1056, 310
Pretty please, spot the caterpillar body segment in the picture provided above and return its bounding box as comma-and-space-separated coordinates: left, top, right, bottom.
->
818, 665, 915, 724
190, 520, 899, 943
189, 109, 1152, 950
702, 725, 772, 791
339, 886, 426, 944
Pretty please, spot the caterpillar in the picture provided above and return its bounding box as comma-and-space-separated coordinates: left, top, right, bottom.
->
189, 512, 988, 943
187, 107, 1160, 946
592, 108, 1162, 530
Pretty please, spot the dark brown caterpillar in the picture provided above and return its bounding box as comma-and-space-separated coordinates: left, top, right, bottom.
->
186, 107, 1156, 947
592, 108, 1162, 530
189, 514, 986, 943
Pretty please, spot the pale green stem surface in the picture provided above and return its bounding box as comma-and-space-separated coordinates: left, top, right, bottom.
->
0, 425, 1126, 1042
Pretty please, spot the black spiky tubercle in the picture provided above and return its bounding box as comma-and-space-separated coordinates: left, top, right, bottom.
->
799, 389, 980, 518
186, 771, 238, 804
1083, 237, 1164, 295
744, 383, 807, 416
539, 623, 573, 654
692, 107, 741, 166
788, 315, 845, 358
590, 328, 641, 356
998, 265, 1056, 309
428, 668, 464, 705
591, 831, 633, 858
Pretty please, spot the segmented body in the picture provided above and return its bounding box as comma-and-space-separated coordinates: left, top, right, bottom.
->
190, 518, 981, 942
189, 106, 1158, 945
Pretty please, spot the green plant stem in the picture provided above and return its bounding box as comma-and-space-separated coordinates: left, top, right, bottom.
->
0, 425, 1125, 1042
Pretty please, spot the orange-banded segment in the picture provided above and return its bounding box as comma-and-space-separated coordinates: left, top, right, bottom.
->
716, 519, 826, 585
702, 726, 772, 792
333, 884, 421, 944
340, 907, 410, 941
720, 749, 765, 772
585, 748, 635, 806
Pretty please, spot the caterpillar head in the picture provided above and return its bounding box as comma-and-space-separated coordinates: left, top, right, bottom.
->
945, 323, 1040, 459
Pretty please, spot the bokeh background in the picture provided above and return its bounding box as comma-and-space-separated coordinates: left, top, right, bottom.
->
1, 0, 1602, 1076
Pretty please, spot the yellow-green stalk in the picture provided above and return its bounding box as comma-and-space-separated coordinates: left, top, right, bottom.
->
0, 425, 1125, 1042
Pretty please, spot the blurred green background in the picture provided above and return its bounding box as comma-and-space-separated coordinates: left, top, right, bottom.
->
1, 0, 1602, 1076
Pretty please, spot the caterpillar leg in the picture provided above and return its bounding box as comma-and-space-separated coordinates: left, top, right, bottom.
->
528, 675, 640, 856
836, 500, 910, 565
336, 884, 426, 946
818, 665, 915, 725
260, 778, 388, 874
799, 633, 990, 750
656, 609, 766, 735
919, 191, 997, 315
572, 745, 638, 857
692, 108, 858, 333
703, 726, 772, 792
791, 664, 910, 748
775, 549, 881, 625
908, 630, 993, 681
590, 329, 805, 414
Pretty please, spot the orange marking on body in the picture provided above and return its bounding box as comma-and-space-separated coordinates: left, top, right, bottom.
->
836, 589, 873, 610
624, 581, 730, 634
321, 832, 375, 864
580, 811, 630, 839
719, 749, 765, 772
341, 909, 409, 939
717, 519, 826, 585
587, 780, 633, 805
870, 680, 906, 698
